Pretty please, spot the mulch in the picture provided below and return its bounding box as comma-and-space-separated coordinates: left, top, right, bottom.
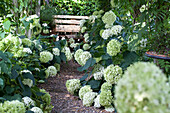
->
39, 60, 111, 113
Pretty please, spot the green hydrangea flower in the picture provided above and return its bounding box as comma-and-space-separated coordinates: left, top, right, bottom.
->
22, 96, 35, 107
0, 34, 23, 58
66, 79, 81, 95
84, 33, 89, 42
101, 29, 112, 40
52, 48, 60, 56
39, 51, 53, 63
1, 100, 26, 113
83, 92, 98, 107
83, 44, 91, 50
68, 38, 75, 44
115, 62, 170, 113
99, 90, 113, 106
107, 39, 121, 56
22, 78, 33, 87
81, 27, 87, 33
102, 10, 116, 25
62, 47, 72, 61
105, 105, 115, 112
79, 85, 93, 100
93, 64, 104, 80
104, 65, 122, 84
101, 82, 112, 92
22, 38, 32, 47
30, 107, 43, 113
39, 89, 53, 113
74, 49, 83, 63
45, 66, 57, 78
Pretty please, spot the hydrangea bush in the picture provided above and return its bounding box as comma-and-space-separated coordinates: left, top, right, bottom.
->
66, 79, 81, 95
115, 62, 170, 113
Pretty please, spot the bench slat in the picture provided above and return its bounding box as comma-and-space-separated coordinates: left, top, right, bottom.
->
54, 25, 80, 32
53, 15, 89, 20
53, 19, 80, 25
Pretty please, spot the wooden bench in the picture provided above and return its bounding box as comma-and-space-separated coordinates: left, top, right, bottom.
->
52, 15, 89, 39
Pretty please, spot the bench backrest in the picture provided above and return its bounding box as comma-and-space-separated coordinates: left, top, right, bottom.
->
52, 15, 89, 38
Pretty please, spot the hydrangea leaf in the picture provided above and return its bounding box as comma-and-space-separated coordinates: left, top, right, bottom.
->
87, 80, 102, 91
5, 86, 15, 94
77, 58, 96, 72
22, 72, 35, 85
11, 69, 19, 79
0, 78, 4, 90
60, 52, 67, 62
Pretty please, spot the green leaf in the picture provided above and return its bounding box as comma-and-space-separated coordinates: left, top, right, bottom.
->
54, 56, 61, 64
5, 86, 15, 94
0, 78, 4, 90
80, 73, 88, 82
87, 80, 102, 91
77, 58, 96, 72
11, 69, 19, 79
3, 19, 11, 31
60, 52, 66, 62
23, 86, 32, 97
120, 51, 139, 70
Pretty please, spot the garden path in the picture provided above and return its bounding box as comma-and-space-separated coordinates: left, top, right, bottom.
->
39, 60, 110, 113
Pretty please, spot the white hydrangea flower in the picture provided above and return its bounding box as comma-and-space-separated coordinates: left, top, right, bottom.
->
107, 39, 121, 56
93, 64, 104, 80
39, 51, 53, 63
74, 49, 83, 63
66, 79, 81, 95
43, 29, 49, 34
105, 105, 115, 112
140, 5, 147, 13
70, 43, 79, 48
101, 29, 112, 40
22, 96, 35, 107
22, 79, 33, 87
93, 72, 103, 80
83, 44, 91, 50
35, 68, 40, 72
81, 27, 87, 33
140, 38, 147, 47
79, 85, 92, 100
45, 66, 57, 78
62, 47, 72, 61
104, 65, 122, 84
111, 25, 123, 36
79, 51, 92, 66
99, 90, 113, 106
21, 70, 32, 74
52, 48, 60, 56
30, 107, 43, 113
102, 10, 116, 26
80, 19, 86, 27
94, 95, 101, 108
115, 62, 170, 113
33, 40, 42, 51
83, 92, 98, 107
23, 48, 32, 54
25, 14, 39, 21
42, 23, 48, 27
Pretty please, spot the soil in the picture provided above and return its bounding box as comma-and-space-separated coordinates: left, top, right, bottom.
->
39, 60, 111, 113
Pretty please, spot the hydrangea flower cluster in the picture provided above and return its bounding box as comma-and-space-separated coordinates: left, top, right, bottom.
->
0, 34, 23, 57
70, 43, 79, 48
99, 90, 113, 106
81, 27, 87, 33
22, 78, 33, 87
79, 85, 93, 100
94, 95, 101, 108
93, 64, 104, 80
66, 79, 81, 95
52, 48, 60, 56
101, 82, 112, 92
33, 40, 42, 51
92, 10, 104, 18
111, 25, 123, 35
74, 49, 92, 66
104, 64, 122, 84
83, 92, 98, 107
39, 51, 53, 63
68, 38, 75, 44
105, 105, 115, 112
23, 48, 32, 54
22, 38, 32, 47
107, 39, 121, 56
0, 100, 26, 112
84, 33, 89, 42
115, 62, 170, 113
22, 96, 35, 107
62, 47, 72, 61
83, 44, 91, 50
80, 19, 86, 27
101, 29, 112, 39
30, 107, 43, 113
102, 10, 116, 26
45, 66, 57, 78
